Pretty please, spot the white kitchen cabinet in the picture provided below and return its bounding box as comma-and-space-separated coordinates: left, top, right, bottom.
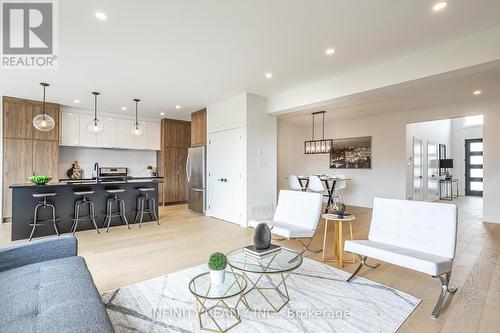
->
78, 114, 97, 147
147, 122, 161, 150
60, 112, 80, 146
116, 119, 134, 149
134, 121, 149, 149
96, 117, 116, 148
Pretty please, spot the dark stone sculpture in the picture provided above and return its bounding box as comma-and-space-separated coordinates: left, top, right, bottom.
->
254, 223, 272, 250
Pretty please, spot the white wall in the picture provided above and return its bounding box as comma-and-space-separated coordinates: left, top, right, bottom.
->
207, 93, 277, 226
278, 99, 500, 224
450, 118, 483, 195
246, 94, 277, 219
405, 119, 452, 199
58, 146, 156, 179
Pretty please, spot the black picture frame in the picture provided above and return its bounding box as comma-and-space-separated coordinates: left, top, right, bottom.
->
329, 136, 372, 169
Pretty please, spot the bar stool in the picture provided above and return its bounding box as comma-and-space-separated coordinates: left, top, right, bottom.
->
71, 190, 99, 235
29, 193, 59, 241
134, 187, 160, 227
102, 189, 130, 232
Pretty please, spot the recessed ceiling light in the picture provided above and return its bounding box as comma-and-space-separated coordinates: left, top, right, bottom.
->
433, 2, 448, 12
473, 90, 482, 95
265, 73, 273, 79
121, 106, 127, 111
73, 99, 80, 104
95, 12, 108, 20
325, 48, 335, 55
175, 105, 181, 109
160, 112, 165, 116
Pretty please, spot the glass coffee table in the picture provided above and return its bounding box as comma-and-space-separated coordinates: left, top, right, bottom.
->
226, 247, 302, 313
189, 272, 247, 333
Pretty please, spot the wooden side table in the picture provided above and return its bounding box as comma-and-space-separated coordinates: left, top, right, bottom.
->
321, 213, 356, 267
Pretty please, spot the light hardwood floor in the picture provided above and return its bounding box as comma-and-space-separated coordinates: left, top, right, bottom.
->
0, 196, 499, 333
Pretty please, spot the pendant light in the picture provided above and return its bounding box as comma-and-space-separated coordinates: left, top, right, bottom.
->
33, 82, 55, 131
304, 111, 332, 154
131, 98, 144, 136
87, 92, 104, 135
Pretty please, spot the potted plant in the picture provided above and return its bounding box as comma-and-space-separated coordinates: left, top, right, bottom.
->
208, 252, 227, 285
146, 165, 154, 177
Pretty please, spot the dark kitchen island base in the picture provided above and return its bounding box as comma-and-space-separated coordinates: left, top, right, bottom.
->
10, 181, 159, 241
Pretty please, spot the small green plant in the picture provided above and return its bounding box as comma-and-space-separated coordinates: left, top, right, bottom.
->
146, 165, 153, 170
208, 252, 227, 271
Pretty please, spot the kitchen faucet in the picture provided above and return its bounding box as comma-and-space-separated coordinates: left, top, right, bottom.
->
94, 162, 100, 183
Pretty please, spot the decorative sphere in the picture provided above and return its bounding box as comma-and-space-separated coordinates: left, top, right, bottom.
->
254, 223, 271, 250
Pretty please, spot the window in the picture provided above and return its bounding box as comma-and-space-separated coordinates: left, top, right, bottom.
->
462, 115, 484, 128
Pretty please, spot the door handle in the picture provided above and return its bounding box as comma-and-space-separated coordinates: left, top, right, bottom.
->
217, 178, 228, 182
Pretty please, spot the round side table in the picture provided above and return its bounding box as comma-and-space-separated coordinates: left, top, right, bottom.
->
321, 213, 356, 267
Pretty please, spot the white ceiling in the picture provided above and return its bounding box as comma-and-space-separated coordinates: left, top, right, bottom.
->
1, 0, 500, 119
279, 62, 500, 124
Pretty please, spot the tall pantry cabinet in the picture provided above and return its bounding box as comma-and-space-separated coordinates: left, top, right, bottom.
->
2, 96, 60, 219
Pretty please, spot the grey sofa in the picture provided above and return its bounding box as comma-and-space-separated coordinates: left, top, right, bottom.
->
0, 236, 114, 333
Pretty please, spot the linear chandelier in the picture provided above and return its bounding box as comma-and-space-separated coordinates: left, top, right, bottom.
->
304, 111, 332, 154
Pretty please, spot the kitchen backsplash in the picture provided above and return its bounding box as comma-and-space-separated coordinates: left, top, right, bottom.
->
58, 146, 157, 179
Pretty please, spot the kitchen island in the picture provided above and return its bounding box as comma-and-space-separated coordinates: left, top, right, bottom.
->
10, 179, 160, 241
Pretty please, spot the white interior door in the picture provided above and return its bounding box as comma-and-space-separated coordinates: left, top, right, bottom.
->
413, 137, 423, 201
427, 141, 439, 201
208, 127, 243, 225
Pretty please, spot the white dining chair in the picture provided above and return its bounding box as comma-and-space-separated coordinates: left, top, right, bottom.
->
307, 175, 326, 193
333, 174, 346, 203
288, 175, 304, 191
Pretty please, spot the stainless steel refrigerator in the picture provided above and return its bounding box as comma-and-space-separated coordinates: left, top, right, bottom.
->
187, 146, 206, 214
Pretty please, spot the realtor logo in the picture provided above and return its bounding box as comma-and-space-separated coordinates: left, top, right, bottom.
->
1, 0, 57, 68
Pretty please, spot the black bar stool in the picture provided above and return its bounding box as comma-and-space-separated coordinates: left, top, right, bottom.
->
102, 189, 130, 232
29, 193, 59, 241
71, 190, 99, 235
134, 187, 160, 227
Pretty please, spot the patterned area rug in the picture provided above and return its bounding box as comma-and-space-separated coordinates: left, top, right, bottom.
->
102, 258, 420, 332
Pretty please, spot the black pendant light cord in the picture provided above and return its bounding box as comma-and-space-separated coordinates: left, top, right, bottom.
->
91, 92, 100, 126
40, 82, 49, 117
134, 99, 140, 129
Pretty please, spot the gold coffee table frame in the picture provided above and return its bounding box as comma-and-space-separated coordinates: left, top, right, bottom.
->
189, 272, 247, 333
226, 248, 302, 313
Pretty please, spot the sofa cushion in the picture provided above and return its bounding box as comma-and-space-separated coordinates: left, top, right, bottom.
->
0, 256, 114, 333
344, 240, 453, 276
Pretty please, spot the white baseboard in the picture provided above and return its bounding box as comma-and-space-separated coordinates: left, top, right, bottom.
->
483, 216, 500, 224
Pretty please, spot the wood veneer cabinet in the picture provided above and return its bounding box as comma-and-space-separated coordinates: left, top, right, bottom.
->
191, 109, 206, 147
157, 119, 191, 203
2, 96, 60, 219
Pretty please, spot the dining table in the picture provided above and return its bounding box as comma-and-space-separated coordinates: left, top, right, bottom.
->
291, 175, 352, 211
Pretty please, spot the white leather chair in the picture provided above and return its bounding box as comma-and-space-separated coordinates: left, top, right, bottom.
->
345, 197, 458, 318
249, 190, 323, 259
288, 175, 304, 191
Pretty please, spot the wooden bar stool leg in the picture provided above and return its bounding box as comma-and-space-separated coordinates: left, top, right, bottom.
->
322, 219, 328, 262
338, 221, 344, 267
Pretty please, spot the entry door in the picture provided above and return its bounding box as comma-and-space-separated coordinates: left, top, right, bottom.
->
413, 138, 423, 201
465, 138, 483, 196
208, 127, 243, 225
427, 141, 439, 201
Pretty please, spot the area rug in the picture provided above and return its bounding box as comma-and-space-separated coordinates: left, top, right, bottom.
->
102, 257, 420, 333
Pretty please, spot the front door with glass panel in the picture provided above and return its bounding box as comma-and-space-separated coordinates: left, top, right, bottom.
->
465, 138, 483, 196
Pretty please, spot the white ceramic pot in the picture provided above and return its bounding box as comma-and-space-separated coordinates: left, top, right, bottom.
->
209, 269, 226, 285
146, 169, 154, 177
